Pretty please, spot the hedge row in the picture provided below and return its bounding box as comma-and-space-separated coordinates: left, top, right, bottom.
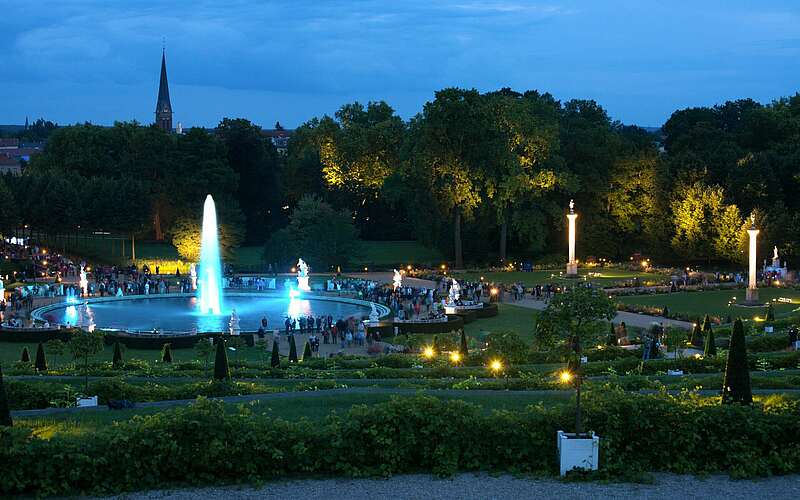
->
3, 392, 800, 496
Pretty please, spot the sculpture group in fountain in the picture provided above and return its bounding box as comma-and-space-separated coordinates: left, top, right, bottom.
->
79, 265, 88, 297
448, 277, 461, 304
764, 245, 789, 279
393, 269, 403, 290
296, 258, 311, 292
369, 303, 380, 324
189, 263, 197, 291
229, 309, 241, 335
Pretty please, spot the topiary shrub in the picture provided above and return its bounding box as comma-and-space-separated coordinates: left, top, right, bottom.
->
302, 342, 313, 362
288, 335, 298, 363
213, 339, 230, 380
0, 364, 11, 427
766, 303, 775, 322
20, 347, 30, 363
34, 343, 47, 372
722, 319, 752, 405
270, 340, 280, 368
689, 320, 704, 347
704, 323, 717, 357
459, 330, 469, 357
161, 344, 173, 364
112, 341, 124, 368
606, 323, 617, 346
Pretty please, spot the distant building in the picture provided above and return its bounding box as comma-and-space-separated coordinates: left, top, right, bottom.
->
262, 121, 292, 155
0, 138, 19, 149
0, 137, 42, 175
154, 49, 173, 132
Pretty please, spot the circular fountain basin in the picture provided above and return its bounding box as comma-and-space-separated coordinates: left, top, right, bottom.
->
31, 292, 390, 334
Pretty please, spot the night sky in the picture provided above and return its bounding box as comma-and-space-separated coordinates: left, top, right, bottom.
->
2, 0, 799, 128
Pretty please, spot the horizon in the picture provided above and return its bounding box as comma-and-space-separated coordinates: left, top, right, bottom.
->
1, 0, 799, 129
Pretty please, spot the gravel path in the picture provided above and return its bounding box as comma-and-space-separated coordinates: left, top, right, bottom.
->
101, 473, 800, 499
514, 298, 694, 330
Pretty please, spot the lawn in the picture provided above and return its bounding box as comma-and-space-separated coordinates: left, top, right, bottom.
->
463, 303, 538, 343
351, 241, 445, 268
457, 268, 669, 287
14, 390, 571, 438
616, 287, 800, 321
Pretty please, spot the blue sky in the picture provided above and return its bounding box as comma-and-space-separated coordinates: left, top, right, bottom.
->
1, 0, 799, 128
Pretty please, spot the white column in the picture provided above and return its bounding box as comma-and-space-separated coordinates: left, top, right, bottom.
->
566, 200, 578, 276
746, 219, 759, 304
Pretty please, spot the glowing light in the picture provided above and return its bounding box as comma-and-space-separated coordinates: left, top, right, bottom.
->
288, 287, 300, 299
694, 354, 702, 359
449, 352, 461, 364
407, 265, 412, 270
559, 371, 573, 383
422, 346, 435, 359
198, 194, 223, 315
490, 288, 498, 296
489, 359, 503, 372
441, 264, 446, 270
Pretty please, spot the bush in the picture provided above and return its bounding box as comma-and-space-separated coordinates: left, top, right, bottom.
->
20, 347, 30, 363
723, 319, 752, 405
2, 392, 800, 496
747, 334, 789, 353
161, 344, 173, 364
0, 365, 11, 427
302, 342, 313, 362
485, 330, 528, 365
288, 335, 298, 363
34, 343, 47, 372
112, 341, 123, 368
271, 340, 280, 368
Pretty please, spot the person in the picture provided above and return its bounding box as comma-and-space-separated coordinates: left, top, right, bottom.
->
261, 316, 269, 331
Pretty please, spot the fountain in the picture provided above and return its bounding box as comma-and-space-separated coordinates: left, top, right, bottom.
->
297, 258, 311, 292
198, 194, 223, 315
189, 263, 197, 291
0, 277, 4, 303
448, 277, 461, 304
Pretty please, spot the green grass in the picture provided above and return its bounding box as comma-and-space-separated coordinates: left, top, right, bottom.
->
616, 288, 800, 321
352, 241, 445, 268
463, 303, 538, 343
457, 268, 668, 287
14, 391, 571, 437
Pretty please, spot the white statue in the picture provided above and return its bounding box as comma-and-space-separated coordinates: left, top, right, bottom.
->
189, 263, 198, 291
393, 269, 403, 290
297, 258, 309, 278
296, 258, 311, 291
369, 303, 380, 323
0, 277, 4, 301
448, 277, 461, 304
229, 309, 241, 335
79, 266, 88, 296
773, 246, 780, 266
569, 199, 575, 212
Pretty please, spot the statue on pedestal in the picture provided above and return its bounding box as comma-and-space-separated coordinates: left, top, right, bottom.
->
393, 269, 403, 290
229, 309, 241, 335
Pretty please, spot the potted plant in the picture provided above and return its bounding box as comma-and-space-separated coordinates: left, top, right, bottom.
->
537, 285, 614, 475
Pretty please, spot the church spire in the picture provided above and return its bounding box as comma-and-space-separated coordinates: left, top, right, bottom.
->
155, 47, 173, 132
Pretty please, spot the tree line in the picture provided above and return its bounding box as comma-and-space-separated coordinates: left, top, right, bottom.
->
1, 89, 798, 269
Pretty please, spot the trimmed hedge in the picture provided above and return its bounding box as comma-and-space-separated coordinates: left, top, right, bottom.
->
2, 392, 800, 496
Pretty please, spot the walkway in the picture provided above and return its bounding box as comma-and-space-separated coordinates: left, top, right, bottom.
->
513, 298, 694, 330
100, 472, 800, 500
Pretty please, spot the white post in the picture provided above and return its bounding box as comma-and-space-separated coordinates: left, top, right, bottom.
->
566, 200, 578, 276
746, 215, 759, 304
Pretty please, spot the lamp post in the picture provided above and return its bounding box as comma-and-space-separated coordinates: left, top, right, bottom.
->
746, 214, 760, 305
566, 200, 578, 277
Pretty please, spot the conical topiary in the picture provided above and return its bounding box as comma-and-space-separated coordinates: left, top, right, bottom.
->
20, 347, 30, 363
213, 338, 230, 380
112, 341, 123, 368
722, 319, 752, 405
459, 330, 469, 356
689, 320, 703, 347
161, 343, 173, 363
662, 306, 669, 318
701, 314, 712, 335
766, 303, 775, 322
270, 340, 280, 368
703, 324, 717, 357
0, 364, 11, 427
288, 335, 298, 363
302, 341, 313, 362
34, 343, 47, 372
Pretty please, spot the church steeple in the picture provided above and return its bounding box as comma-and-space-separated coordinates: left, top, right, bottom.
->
155, 48, 173, 132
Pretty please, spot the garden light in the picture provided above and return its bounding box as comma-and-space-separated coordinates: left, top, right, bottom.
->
449, 352, 461, 363
489, 359, 503, 372
423, 346, 435, 359
560, 371, 573, 383
490, 288, 498, 296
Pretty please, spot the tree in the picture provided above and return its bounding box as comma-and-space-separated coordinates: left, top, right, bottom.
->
270, 340, 280, 368
722, 319, 752, 405
46, 339, 65, 368
288, 335, 298, 363
0, 178, 18, 237
606, 323, 617, 346
112, 341, 124, 368
535, 285, 616, 434
264, 195, 359, 270
213, 338, 230, 380
69, 330, 105, 393
171, 211, 244, 263
302, 341, 313, 361
20, 347, 30, 363
459, 330, 469, 357
34, 343, 47, 372
484, 330, 528, 365
703, 324, 717, 357
161, 343, 173, 363
0, 364, 11, 427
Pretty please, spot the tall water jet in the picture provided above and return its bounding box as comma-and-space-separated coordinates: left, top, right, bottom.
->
198, 194, 223, 315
